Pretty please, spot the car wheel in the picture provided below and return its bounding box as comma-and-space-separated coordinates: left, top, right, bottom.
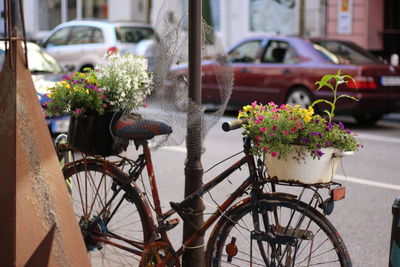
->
353, 112, 383, 126
286, 87, 313, 108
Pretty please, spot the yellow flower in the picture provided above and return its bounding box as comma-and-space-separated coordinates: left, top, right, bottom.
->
66, 84, 70, 89
85, 89, 90, 95
61, 81, 67, 84
307, 106, 314, 116
243, 105, 251, 112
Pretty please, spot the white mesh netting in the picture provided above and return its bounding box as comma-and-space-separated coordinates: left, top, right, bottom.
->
124, 0, 233, 149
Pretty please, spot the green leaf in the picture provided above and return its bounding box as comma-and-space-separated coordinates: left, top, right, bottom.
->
311, 99, 333, 108
337, 94, 359, 101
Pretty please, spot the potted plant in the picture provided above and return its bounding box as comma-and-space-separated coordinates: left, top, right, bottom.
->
238, 71, 362, 184
45, 53, 152, 156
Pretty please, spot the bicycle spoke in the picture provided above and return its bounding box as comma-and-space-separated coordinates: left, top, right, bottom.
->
63, 158, 149, 266
207, 197, 350, 267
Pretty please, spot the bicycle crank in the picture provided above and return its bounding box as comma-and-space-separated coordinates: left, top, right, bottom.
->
140, 241, 180, 267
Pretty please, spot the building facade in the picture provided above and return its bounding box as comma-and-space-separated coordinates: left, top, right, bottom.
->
0, 0, 398, 58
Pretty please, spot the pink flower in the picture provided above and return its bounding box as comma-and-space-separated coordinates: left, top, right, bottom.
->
255, 119, 261, 125
268, 101, 277, 107
263, 147, 269, 152
282, 130, 288, 135
269, 133, 275, 137
273, 115, 279, 120
271, 108, 278, 113
101, 94, 106, 99
103, 104, 108, 108
260, 106, 265, 111
257, 136, 262, 141
271, 151, 279, 157
252, 101, 257, 107
75, 108, 81, 114
143, 103, 149, 108
290, 127, 297, 134
258, 115, 264, 120
260, 127, 266, 133
280, 104, 287, 110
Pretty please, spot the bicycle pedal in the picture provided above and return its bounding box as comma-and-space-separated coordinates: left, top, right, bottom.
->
157, 218, 180, 232
165, 218, 180, 231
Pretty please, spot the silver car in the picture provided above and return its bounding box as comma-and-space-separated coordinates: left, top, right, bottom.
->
41, 19, 155, 72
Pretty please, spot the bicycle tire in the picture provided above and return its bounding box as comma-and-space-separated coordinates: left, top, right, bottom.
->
63, 157, 153, 266
205, 194, 351, 267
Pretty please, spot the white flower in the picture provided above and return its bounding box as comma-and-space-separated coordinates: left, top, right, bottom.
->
95, 53, 152, 111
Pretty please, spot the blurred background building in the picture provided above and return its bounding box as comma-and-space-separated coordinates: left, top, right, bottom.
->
0, 0, 398, 60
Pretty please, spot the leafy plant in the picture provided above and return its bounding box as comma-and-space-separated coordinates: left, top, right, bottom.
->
45, 71, 105, 116
238, 72, 361, 159
44, 53, 152, 117
312, 70, 358, 123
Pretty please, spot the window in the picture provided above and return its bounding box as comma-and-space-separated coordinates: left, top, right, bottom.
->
46, 27, 71, 47
116, 27, 154, 43
92, 28, 104, 44
313, 40, 380, 65
68, 26, 94, 45
262, 40, 292, 63
38, 0, 61, 31
228, 40, 262, 63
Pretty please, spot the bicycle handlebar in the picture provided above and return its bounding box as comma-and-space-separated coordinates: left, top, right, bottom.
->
222, 118, 248, 132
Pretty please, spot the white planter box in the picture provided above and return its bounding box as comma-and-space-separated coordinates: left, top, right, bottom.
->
265, 145, 353, 184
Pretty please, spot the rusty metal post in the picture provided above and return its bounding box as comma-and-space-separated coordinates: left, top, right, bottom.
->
182, 0, 204, 266
0, 1, 90, 266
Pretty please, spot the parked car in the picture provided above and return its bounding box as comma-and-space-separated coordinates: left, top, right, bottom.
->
0, 41, 69, 135
170, 36, 400, 125
41, 19, 155, 72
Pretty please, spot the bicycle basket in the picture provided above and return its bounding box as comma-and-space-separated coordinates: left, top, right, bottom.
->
67, 111, 126, 156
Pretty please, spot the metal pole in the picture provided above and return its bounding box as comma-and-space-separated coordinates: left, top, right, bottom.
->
182, 0, 204, 266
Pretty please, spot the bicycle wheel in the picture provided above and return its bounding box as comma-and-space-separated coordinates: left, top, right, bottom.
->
63, 157, 153, 266
205, 194, 351, 267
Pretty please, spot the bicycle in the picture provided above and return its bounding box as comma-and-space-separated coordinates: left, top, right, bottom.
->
58, 117, 352, 266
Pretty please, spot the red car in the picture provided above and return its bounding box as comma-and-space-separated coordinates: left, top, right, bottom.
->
171, 36, 400, 125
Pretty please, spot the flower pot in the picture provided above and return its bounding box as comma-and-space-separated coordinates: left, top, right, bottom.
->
68, 111, 125, 157
265, 145, 353, 184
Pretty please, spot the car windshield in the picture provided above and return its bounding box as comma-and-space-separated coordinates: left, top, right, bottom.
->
116, 26, 154, 43
312, 40, 381, 65
29, 47, 62, 73
0, 45, 62, 73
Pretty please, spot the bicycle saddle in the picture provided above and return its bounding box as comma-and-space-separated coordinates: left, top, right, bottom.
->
114, 118, 172, 140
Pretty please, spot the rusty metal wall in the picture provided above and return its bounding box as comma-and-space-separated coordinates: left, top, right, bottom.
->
0, 39, 90, 266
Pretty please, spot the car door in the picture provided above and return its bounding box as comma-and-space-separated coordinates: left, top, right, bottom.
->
45, 26, 105, 71
43, 26, 72, 68
225, 39, 266, 107
201, 39, 265, 108
257, 39, 299, 104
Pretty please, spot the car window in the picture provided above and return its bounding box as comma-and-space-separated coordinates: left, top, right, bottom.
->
68, 26, 94, 45
46, 27, 71, 47
92, 27, 104, 43
29, 48, 62, 73
0, 45, 61, 73
116, 27, 154, 43
262, 40, 293, 63
313, 40, 380, 65
228, 40, 262, 63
